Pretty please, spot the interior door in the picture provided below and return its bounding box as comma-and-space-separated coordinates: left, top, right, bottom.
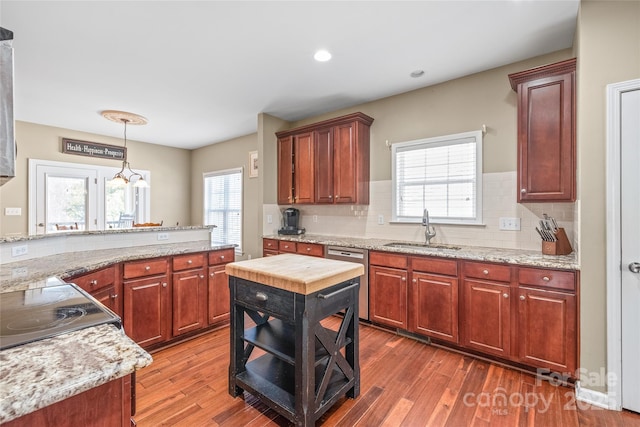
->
621, 87, 640, 413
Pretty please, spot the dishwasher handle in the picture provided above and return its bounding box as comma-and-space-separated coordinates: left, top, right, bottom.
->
327, 248, 365, 260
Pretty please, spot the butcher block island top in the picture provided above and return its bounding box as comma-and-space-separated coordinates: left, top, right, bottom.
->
224, 253, 364, 295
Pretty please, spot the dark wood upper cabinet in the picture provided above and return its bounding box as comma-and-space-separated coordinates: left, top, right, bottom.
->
276, 112, 373, 205
508, 58, 576, 203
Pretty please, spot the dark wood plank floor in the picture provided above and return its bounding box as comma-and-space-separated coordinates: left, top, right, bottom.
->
135, 319, 640, 426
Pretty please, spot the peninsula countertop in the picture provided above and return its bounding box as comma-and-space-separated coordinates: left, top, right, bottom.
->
0, 240, 235, 292
0, 323, 152, 423
263, 234, 579, 270
226, 253, 364, 295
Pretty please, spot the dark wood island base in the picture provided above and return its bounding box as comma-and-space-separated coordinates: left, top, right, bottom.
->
226, 254, 363, 426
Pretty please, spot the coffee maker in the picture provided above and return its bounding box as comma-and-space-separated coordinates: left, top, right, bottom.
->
278, 207, 305, 235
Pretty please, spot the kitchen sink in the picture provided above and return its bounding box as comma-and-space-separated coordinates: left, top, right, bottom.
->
383, 242, 462, 251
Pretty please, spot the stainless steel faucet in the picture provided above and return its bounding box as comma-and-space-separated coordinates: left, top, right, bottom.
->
422, 209, 436, 245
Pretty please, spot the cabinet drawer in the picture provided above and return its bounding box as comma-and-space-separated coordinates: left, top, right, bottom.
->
296, 242, 324, 257
278, 241, 297, 253
72, 265, 117, 293
209, 248, 235, 265
463, 261, 511, 283
123, 258, 168, 279
411, 256, 457, 277
173, 253, 205, 271
263, 239, 279, 252
235, 280, 294, 318
370, 251, 408, 269
518, 267, 575, 291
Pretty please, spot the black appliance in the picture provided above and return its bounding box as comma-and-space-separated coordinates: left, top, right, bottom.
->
278, 207, 305, 235
0, 283, 121, 350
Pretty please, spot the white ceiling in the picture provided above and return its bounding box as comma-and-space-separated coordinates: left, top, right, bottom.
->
1, 1, 579, 150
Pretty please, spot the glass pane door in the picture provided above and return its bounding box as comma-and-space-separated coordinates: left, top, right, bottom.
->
46, 175, 89, 232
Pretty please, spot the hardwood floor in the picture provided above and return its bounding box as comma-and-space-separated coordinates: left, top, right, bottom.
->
135, 319, 640, 426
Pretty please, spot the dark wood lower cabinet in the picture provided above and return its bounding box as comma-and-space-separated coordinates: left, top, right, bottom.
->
3, 374, 134, 427
208, 265, 230, 324
369, 265, 408, 329
410, 271, 458, 343
123, 275, 171, 348
172, 268, 207, 336
461, 279, 512, 358
518, 287, 577, 375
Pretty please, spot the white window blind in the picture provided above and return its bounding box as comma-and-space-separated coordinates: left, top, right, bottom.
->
392, 130, 483, 225
204, 168, 242, 251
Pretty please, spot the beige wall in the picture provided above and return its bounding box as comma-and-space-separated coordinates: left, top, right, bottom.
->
576, 0, 640, 393
190, 133, 259, 260
0, 121, 191, 235
287, 49, 572, 181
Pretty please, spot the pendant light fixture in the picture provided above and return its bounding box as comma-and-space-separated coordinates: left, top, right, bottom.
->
101, 110, 149, 188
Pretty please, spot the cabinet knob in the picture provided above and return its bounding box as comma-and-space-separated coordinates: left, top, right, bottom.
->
162, 282, 167, 287
542, 276, 550, 282
220, 255, 225, 259
306, 247, 311, 251
145, 266, 151, 271
329, 195, 333, 199
521, 188, 527, 194
412, 279, 417, 283
187, 259, 192, 264
336, 195, 340, 199
111, 294, 118, 299
90, 280, 98, 286
210, 273, 215, 277
483, 269, 489, 275
503, 293, 509, 298
520, 295, 526, 301
255, 292, 268, 301
402, 276, 406, 281
199, 275, 205, 279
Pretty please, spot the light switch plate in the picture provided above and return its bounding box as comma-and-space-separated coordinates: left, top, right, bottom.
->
499, 217, 521, 231
157, 232, 169, 241
5, 207, 21, 216
12, 244, 28, 257
378, 214, 384, 225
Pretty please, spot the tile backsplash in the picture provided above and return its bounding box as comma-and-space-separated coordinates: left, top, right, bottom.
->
263, 171, 577, 252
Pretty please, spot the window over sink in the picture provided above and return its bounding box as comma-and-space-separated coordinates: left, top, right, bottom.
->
391, 130, 483, 225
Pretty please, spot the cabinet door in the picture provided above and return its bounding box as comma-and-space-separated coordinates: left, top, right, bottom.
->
518, 287, 577, 374
277, 136, 294, 205
123, 275, 170, 348
462, 279, 511, 358
172, 268, 207, 336
315, 127, 334, 203
370, 265, 407, 329
410, 272, 458, 343
517, 71, 575, 202
333, 122, 358, 204
91, 284, 122, 318
294, 132, 315, 204
208, 265, 230, 325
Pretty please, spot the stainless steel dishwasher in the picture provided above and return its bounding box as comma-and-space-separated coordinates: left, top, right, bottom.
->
325, 246, 369, 320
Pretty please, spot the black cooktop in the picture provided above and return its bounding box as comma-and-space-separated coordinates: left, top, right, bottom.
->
0, 283, 121, 350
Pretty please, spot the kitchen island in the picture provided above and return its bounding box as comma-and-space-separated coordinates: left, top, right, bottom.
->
226, 254, 364, 426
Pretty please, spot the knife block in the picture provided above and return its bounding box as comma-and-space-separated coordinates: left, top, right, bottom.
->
542, 228, 573, 255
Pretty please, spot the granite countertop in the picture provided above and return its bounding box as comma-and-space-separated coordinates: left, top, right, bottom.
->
226, 253, 364, 294
0, 323, 152, 423
264, 234, 579, 270
0, 225, 213, 243
0, 240, 236, 292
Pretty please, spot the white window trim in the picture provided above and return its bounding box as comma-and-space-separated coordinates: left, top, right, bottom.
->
391, 130, 483, 225
203, 167, 243, 255
28, 158, 150, 235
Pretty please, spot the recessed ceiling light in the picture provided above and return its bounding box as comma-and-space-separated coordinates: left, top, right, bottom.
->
314, 50, 332, 62
410, 70, 425, 78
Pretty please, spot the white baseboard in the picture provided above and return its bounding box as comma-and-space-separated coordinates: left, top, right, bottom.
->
575, 381, 622, 411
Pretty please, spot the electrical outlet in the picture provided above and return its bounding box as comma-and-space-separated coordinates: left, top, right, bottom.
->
12, 244, 28, 257
11, 267, 28, 278
157, 232, 169, 241
378, 214, 384, 225
313, 215, 318, 223
266, 214, 273, 224
4, 207, 21, 216
499, 217, 521, 231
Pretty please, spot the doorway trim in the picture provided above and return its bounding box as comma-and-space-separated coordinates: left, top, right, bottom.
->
605, 78, 640, 411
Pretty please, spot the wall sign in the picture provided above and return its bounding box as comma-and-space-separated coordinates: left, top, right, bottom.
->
61, 138, 126, 160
